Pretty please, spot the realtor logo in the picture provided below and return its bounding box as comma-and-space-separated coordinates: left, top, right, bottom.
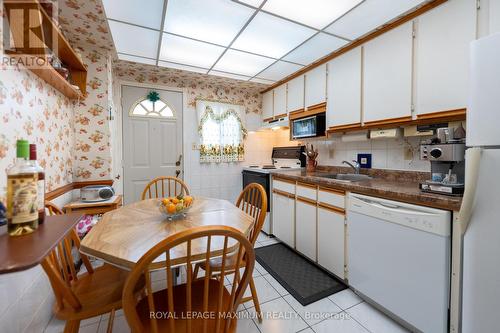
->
1, 0, 58, 68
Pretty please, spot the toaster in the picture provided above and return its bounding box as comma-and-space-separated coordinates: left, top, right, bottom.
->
80, 185, 115, 202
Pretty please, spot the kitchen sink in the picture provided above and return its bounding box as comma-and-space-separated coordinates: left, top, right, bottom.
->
319, 173, 373, 182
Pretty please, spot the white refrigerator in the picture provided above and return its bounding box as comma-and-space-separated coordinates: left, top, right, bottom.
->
460, 32, 500, 333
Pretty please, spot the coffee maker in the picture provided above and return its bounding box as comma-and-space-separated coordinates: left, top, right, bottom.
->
419, 142, 466, 196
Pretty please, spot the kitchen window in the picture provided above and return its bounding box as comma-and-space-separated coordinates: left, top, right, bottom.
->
196, 100, 247, 163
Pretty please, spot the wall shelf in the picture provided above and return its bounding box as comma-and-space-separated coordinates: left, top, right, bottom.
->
3, 0, 87, 99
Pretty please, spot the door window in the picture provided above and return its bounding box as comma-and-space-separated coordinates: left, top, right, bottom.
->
130, 97, 175, 118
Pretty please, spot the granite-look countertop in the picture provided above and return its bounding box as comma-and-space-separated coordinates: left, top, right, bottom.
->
272, 168, 463, 211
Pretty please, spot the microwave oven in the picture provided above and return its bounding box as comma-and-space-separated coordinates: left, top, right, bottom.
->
291, 113, 326, 139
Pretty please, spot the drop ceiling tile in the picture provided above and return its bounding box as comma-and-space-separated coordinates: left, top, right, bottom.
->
256, 61, 303, 81
164, 0, 255, 46
159, 33, 225, 68
208, 70, 251, 81
108, 21, 159, 59
236, 0, 265, 8
263, 0, 363, 29
102, 0, 164, 29
249, 77, 275, 84
231, 12, 316, 58
213, 49, 275, 77
117, 53, 156, 65
325, 0, 427, 40
158, 61, 209, 74
283, 33, 348, 65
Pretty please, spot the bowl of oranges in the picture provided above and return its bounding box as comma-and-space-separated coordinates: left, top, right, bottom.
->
159, 194, 194, 220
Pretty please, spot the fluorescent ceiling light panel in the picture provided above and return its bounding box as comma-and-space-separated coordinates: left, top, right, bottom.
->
213, 49, 275, 77
208, 70, 251, 81
102, 0, 164, 29
249, 77, 275, 84
231, 12, 316, 58
108, 21, 159, 58
283, 33, 348, 65
256, 61, 303, 81
262, 0, 363, 29
159, 33, 225, 68
158, 61, 208, 74
117, 54, 156, 65
164, 0, 255, 46
325, 0, 427, 40
235, 0, 265, 8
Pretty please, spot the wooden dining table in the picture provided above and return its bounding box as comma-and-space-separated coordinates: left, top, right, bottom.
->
80, 197, 254, 270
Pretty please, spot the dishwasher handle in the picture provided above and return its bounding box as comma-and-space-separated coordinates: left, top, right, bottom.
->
352, 195, 440, 216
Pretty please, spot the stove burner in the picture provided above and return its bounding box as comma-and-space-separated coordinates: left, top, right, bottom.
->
262, 165, 276, 169
279, 166, 291, 168
248, 165, 259, 168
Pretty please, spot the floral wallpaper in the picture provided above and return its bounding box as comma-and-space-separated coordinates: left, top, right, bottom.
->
113, 60, 266, 115
0, 65, 75, 203
72, 47, 113, 181
57, 0, 115, 52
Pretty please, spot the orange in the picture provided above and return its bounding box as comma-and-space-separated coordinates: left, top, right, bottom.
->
184, 196, 193, 206
172, 198, 180, 204
166, 203, 176, 214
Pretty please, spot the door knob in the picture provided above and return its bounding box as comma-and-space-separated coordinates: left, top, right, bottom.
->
175, 154, 183, 166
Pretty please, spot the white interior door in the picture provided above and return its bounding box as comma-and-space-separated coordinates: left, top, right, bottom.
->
122, 85, 183, 204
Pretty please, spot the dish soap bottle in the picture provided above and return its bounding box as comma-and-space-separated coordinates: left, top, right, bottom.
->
29, 144, 45, 224
7, 140, 39, 236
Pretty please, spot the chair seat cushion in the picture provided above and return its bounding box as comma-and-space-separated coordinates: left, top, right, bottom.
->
136, 278, 238, 333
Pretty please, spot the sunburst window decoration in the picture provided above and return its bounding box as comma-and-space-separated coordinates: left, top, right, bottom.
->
130, 91, 175, 118
196, 99, 247, 163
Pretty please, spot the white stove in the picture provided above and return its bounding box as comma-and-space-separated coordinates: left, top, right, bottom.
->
242, 146, 305, 234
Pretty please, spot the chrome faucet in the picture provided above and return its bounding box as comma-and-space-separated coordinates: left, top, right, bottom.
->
342, 160, 361, 174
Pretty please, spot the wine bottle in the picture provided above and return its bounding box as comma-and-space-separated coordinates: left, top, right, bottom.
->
30, 144, 45, 224
7, 140, 39, 236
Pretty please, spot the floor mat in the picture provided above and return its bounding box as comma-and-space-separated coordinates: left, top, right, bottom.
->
255, 242, 347, 306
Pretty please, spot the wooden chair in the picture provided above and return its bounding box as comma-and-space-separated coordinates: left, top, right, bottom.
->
141, 176, 190, 200
45, 201, 64, 216
122, 225, 255, 333
193, 183, 267, 321
41, 228, 145, 333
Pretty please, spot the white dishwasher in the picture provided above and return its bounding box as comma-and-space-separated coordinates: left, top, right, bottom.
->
347, 193, 451, 333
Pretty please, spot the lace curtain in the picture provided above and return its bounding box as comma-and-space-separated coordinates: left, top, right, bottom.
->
196, 100, 247, 163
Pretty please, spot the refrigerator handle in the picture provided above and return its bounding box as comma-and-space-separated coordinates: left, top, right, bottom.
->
457, 147, 482, 235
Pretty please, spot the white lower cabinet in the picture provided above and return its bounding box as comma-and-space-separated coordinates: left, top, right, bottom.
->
295, 199, 317, 261
317, 206, 345, 279
272, 192, 295, 248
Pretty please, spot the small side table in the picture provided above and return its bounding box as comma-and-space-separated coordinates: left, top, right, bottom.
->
64, 195, 123, 215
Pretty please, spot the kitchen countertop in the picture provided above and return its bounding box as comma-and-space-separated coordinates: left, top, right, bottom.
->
271, 169, 463, 211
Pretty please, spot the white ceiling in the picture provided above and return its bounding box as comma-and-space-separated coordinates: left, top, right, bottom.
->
103, 0, 429, 84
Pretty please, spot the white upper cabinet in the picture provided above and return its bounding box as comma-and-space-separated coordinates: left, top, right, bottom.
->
415, 0, 477, 116
327, 47, 362, 128
262, 90, 274, 120
273, 84, 287, 117
304, 64, 327, 108
363, 21, 413, 123
287, 75, 305, 112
